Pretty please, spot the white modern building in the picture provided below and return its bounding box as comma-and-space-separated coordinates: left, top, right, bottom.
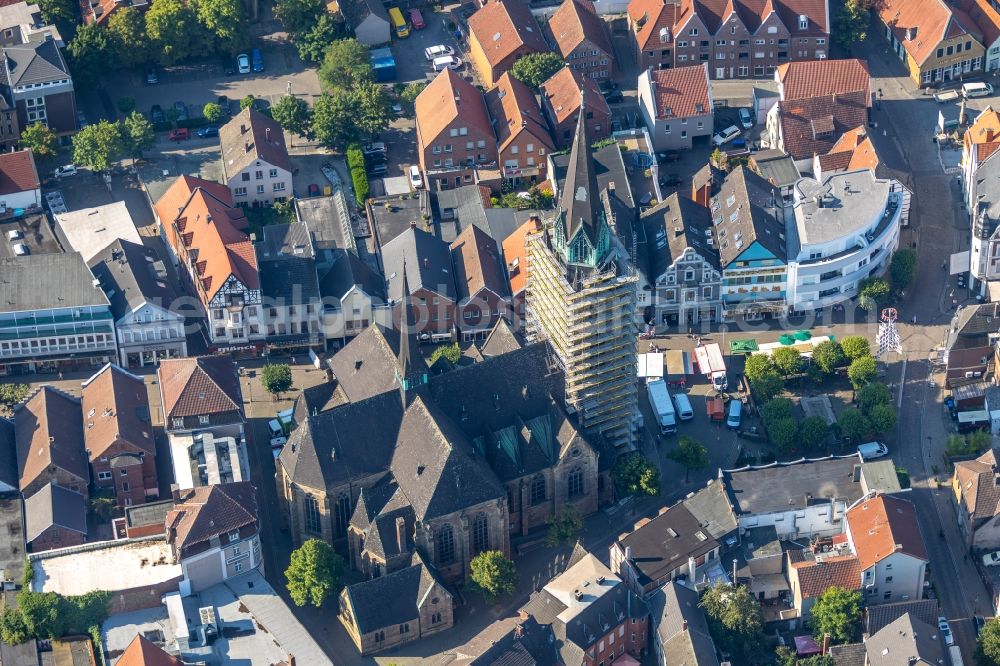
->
785, 169, 902, 311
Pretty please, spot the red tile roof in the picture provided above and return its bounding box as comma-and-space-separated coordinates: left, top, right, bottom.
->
220, 108, 291, 182
778, 91, 870, 160
673, 0, 828, 35
485, 72, 555, 154
415, 69, 493, 146
791, 554, 862, 598
647, 63, 711, 120
166, 482, 258, 557
81, 363, 154, 462
777, 59, 870, 101
819, 126, 882, 174
954, 448, 1000, 520
628, 0, 678, 50
450, 223, 510, 301
502, 218, 535, 296
846, 494, 928, 571
158, 356, 242, 423
540, 66, 609, 126
879, 0, 982, 66
116, 635, 184, 666
15, 386, 88, 493
154, 175, 258, 300
548, 0, 613, 58
468, 0, 548, 68
0, 149, 39, 196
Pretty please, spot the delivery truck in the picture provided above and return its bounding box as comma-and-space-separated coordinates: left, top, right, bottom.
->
694, 342, 728, 391
647, 379, 677, 435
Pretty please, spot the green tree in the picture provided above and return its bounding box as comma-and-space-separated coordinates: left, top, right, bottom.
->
612, 453, 660, 496
261, 363, 293, 398
509, 52, 565, 89
800, 657, 835, 666
117, 96, 136, 115
977, 617, 1000, 665
191, 0, 248, 54
969, 428, 992, 453
89, 495, 115, 522
72, 121, 125, 172
811, 586, 862, 644
667, 435, 708, 481
318, 39, 372, 89
838, 407, 870, 443
774, 645, 797, 666
19, 122, 57, 159
400, 81, 427, 108
274, 0, 325, 34
840, 335, 871, 361
847, 355, 878, 389
271, 95, 312, 139
799, 416, 829, 450
772, 347, 803, 377
202, 102, 224, 124
122, 111, 154, 159
832, 0, 868, 51
768, 418, 798, 450
744, 353, 776, 382
106, 7, 150, 67
429, 342, 461, 365
469, 550, 518, 601
750, 370, 784, 402
37, 0, 78, 41
946, 433, 974, 457
889, 248, 917, 290
812, 340, 846, 374
761, 397, 794, 423
545, 507, 582, 547
312, 89, 358, 150
858, 277, 890, 311
700, 584, 766, 663
0, 607, 29, 645
0, 383, 29, 407
354, 81, 391, 139
67, 24, 111, 87
868, 403, 897, 435
285, 538, 345, 607
145, 0, 204, 66
295, 13, 342, 62
240, 94, 257, 111
896, 466, 910, 488
18, 591, 65, 639
857, 382, 891, 414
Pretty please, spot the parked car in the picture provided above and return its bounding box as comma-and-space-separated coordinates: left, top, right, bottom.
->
657, 150, 681, 163
409, 8, 425, 29
217, 95, 231, 115
938, 618, 954, 646
197, 126, 219, 138
173, 101, 188, 121
712, 125, 741, 146
237, 53, 250, 74
432, 55, 463, 71
739, 108, 753, 128
53, 164, 77, 178
77, 111, 88, 129
362, 142, 387, 155
168, 128, 190, 141
145, 65, 158, 84
424, 44, 454, 60
409, 165, 423, 189
599, 80, 623, 103
365, 152, 387, 165
251, 48, 263, 72
984, 551, 1000, 566
659, 173, 681, 187
150, 104, 165, 123
368, 163, 388, 176
307, 183, 320, 197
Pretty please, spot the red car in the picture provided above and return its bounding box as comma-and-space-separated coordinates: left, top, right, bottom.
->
168, 128, 189, 141
409, 8, 425, 29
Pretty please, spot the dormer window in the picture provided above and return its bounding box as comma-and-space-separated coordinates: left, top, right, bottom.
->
199, 415, 210, 425
798, 15, 808, 29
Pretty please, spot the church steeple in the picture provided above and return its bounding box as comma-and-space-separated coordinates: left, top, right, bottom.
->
396, 261, 425, 405
555, 104, 610, 268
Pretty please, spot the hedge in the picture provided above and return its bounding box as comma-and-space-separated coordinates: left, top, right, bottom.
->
177, 117, 211, 129
346, 143, 369, 204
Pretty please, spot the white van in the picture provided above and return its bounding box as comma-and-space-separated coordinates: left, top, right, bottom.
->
726, 399, 743, 429
963, 82, 994, 98
857, 441, 889, 460
672, 392, 694, 421
432, 56, 463, 72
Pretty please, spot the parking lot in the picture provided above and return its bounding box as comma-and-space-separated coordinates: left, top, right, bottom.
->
391, 9, 466, 83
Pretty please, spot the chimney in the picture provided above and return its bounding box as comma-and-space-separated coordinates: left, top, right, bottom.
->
682, 620, 688, 632
245, 141, 251, 153
410, 220, 417, 229
514, 623, 524, 638
625, 545, 633, 561
266, 126, 271, 142
693, 176, 711, 208
530, 215, 542, 231
423, 257, 429, 269
395, 516, 406, 553
170, 483, 181, 502
240, 124, 247, 134
822, 634, 831, 655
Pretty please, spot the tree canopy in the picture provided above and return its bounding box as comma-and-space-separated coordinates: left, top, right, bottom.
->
840, 335, 871, 361
72, 121, 125, 172
353, 80, 391, 139
857, 382, 891, 414
812, 340, 846, 374
285, 538, 345, 607
67, 24, 111, 87
700, 584, 767, 664
261, 363, 293, 398
832, 0, 868, 51
977, 617, 1000, 665
106, 8, 150, 67
750, 370, 784, 402
744, 353, 776, 382
545, 507, 582, 547
19, 122, 57, 159
667, 435, 708, 481
318, 39, 373, 89
889, 248, 917, 290
145, 0, 204, 66
469, 550, 518, 601
122, 112, 155, 158
838, 407, 870, 443
798, 416, 830, 450
811, 586, 862, 644
771, 347, 803, 377
203, 102, 225, 124
858, 277, 890, 311
271, 95, 313, 139
294, 13, 342, 62
274, 0, 325, 35
612, 453, 660, 496
847, 355, 878, 389
509, 52, 565, 89
312, 89, 359, 150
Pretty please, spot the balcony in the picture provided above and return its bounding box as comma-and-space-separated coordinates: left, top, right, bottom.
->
797, 194, 901, 268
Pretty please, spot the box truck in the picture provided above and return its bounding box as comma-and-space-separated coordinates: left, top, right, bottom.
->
647, 379, 677, 435
694, 343, 728, 391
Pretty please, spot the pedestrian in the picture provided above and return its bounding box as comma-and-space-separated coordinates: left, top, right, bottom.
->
912, 315, 917, 324
291, 356, 296, 365
688, 327, 693, 338
57, 371, 63, 381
